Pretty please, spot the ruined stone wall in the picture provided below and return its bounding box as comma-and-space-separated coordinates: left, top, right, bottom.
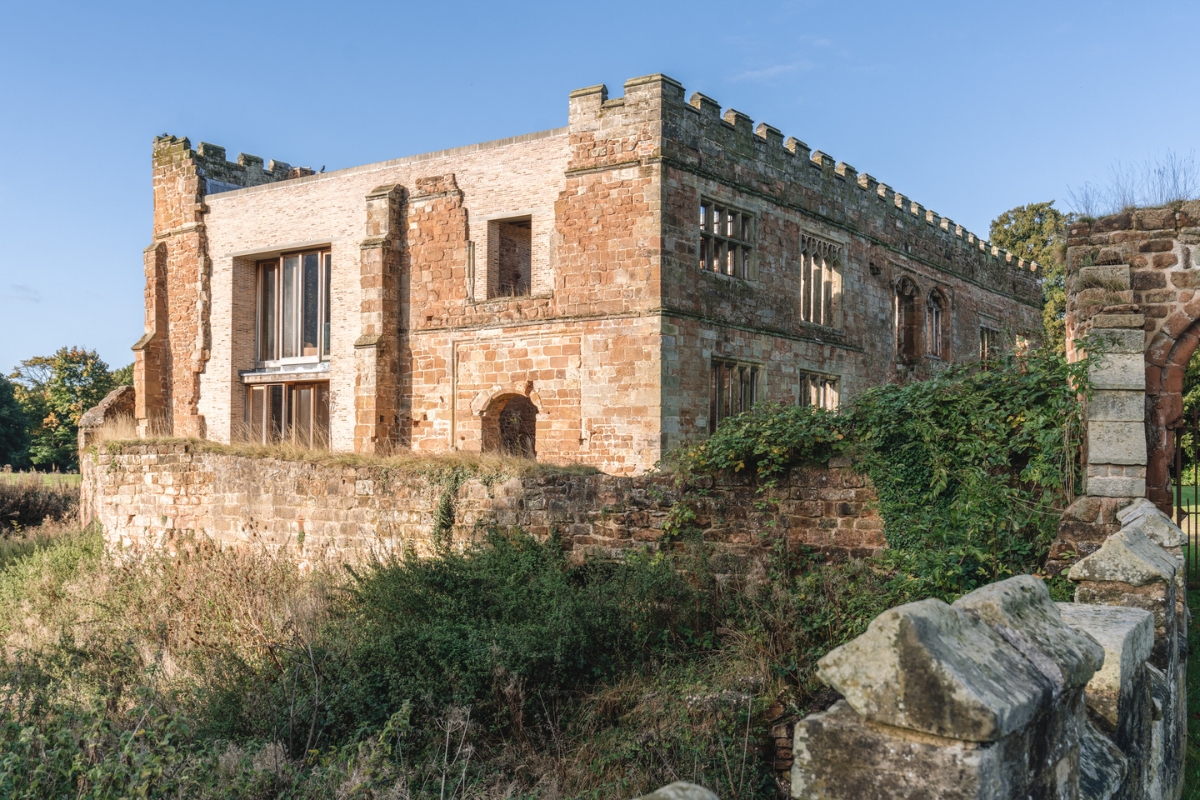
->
198, 129, 574, 455
80, 443, 881, 566
148, 73, 1042, 476
790, 499, 1187, 800
653, 78, 1042, 447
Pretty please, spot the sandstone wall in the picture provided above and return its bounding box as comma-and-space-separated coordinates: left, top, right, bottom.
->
80, 443, 882, 567
788, 500, 1187, 800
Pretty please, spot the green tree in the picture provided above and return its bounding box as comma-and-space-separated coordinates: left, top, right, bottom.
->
0, 376, 30, 469
10, 347, 116, 471
989, 202, 1070, 354
110, 362, 134, 386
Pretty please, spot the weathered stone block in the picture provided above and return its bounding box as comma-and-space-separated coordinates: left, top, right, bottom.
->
632, 783, 717, 800
1056, 603, 1154, 729
953, 575, 1102, 693
1088, 421, 1148, 466
816, 597, 1051, 741
1086, 476, 1147, 498
1067, 526, 1177, 587
1089, 353, 1146, 391
1088, 391, 1145, 423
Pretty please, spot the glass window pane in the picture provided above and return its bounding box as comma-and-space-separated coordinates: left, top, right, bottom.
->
249, 386, 265, 443
700, 237, 709, 271
322, 253, 332, 357
259, 263, 277, 361
282, 255, 299, 358
295, 385, 313, 447
302, 253, 320, 356
315, 383, 330, 448
269, 385, 284, 442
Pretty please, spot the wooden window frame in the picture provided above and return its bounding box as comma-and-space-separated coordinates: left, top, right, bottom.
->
256, 249, 332, 367
245, 381, 330, 448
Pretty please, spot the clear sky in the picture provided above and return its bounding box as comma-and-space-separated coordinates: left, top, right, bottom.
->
1, 0, 1197, 375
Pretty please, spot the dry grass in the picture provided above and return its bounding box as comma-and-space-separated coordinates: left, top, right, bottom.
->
0, 472, 79, 530
95, 432, 599, 480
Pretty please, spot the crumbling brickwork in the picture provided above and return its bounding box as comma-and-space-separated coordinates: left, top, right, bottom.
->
135, 74, 1040, 475
80, 444, 881, 564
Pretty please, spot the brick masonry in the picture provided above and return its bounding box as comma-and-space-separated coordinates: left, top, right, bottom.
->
1064, 201, 1200, 510
135, 74, 1041, 476
80, 443, 882, 566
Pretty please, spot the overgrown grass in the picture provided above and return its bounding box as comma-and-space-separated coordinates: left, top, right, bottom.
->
0, 471, 79, 530
97, 434, 599, 480
0, 520, 910, 799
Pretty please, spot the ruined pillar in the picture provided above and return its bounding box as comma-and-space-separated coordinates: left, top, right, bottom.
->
1049, 265, 1147, 574
354, 185, 404, 453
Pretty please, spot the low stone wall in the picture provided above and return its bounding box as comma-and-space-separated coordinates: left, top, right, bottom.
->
80, 443, 882, 565
789, 499, 1187, 800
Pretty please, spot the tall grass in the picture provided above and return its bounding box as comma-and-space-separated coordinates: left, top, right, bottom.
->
0, 472, 78, 530
0, 520, 907, 799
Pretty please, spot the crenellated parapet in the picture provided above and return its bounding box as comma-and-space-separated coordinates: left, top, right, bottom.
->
153, 134, 314, 197
566, 75, 1041, 306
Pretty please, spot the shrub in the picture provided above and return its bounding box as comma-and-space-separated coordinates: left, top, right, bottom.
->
0, 473, 78, 531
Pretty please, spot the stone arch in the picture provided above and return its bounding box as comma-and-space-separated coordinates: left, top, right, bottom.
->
1146, 322, 1200, 509
895, 276, 921, 364
481, 393, 538, 458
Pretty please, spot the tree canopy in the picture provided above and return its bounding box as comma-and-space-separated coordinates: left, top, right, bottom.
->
989, 202, 1070, 354
8, 347, 118, 471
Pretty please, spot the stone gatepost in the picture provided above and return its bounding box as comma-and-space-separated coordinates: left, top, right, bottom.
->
1049, 265, 1148, 575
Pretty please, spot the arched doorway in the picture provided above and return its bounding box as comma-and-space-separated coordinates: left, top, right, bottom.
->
1146, 322, 1200, 510
481, 394, 537, 458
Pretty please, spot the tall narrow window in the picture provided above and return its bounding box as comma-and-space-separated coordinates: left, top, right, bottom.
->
926, 290, 946, 358
895, 277, 920, 364
699, 200, 754, 279
798, 371, 839, 410
980, 326, 1000, 362
257, 249, 331, 363
709, 360, 758, 433
800, 235, 842, 328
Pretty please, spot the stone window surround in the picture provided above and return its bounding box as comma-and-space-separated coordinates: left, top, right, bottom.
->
471, 207, 553, 302
926, 287, 949, 360
709, 357, 760, 433
699, 197, 756, 280
798, 369, 839, 409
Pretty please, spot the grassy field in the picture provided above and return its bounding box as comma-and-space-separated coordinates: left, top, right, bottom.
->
0, 471, 79, 487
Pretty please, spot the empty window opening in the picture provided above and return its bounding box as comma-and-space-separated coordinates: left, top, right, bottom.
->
492, 218, 532, 298
257, 250, 331, 363
800, 234, 842, 327
799, 371, 838, 410
895, 277, 920, 364
482, 394, 537, 458
699, 201, 754, 279
709, 360, 758, 434
926, 290, 947, 358
245, 381, 329, 448
979, 326, 1001, 362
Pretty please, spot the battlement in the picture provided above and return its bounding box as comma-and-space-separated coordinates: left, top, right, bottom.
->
567, 76, 1040, 279
152, 134, 315, 196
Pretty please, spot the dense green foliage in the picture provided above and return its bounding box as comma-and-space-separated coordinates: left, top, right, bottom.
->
673, 346, 1088, 599
988, 201, 1071, 354
7, 347, 123, 471
0, 376, 29, 469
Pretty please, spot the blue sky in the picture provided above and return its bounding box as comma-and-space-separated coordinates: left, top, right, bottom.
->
1, 0, 1197, 374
